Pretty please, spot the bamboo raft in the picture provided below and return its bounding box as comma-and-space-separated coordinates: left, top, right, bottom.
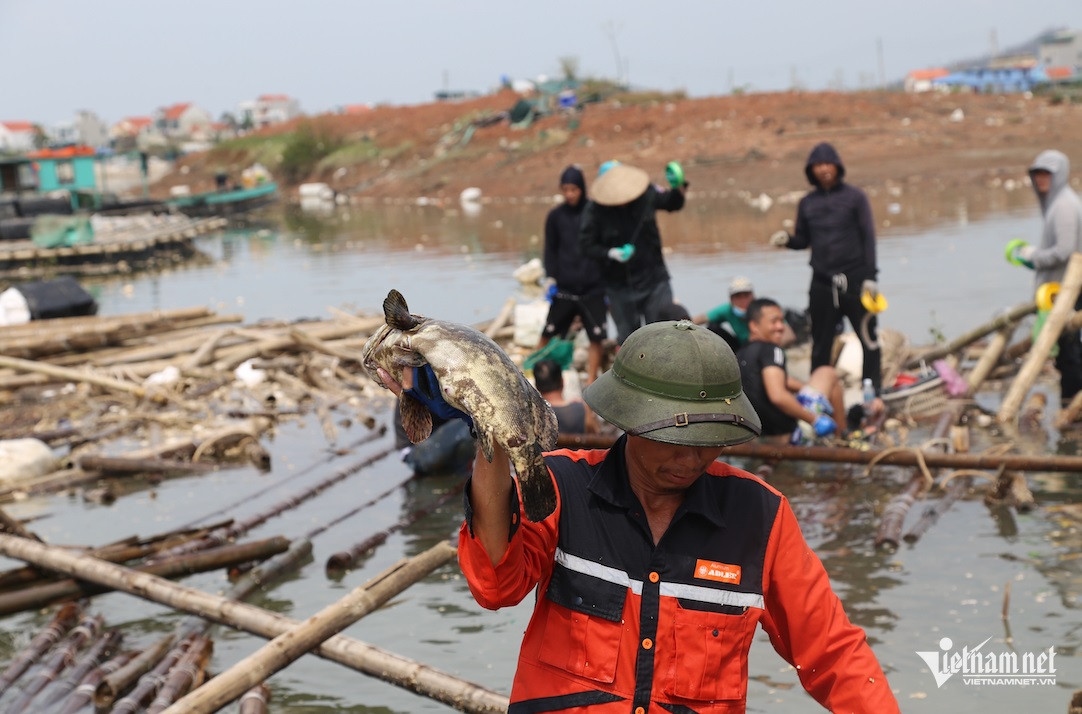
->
0, 213, 229, 279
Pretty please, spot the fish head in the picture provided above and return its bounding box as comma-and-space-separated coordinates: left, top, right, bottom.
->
361, 289, 428, 388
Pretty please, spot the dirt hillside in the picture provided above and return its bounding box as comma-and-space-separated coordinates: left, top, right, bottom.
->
166, 89, 1082, 202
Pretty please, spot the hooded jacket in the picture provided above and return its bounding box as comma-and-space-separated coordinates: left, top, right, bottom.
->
1027, 150, 1082, 288
787, 143, 877, 285
544, 167, 605, 295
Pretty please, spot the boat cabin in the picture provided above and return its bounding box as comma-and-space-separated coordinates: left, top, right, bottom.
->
26, 146, 98, 192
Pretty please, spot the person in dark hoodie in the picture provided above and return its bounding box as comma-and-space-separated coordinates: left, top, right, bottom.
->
580, 161, 687, 345
770, 142, 883, 396
539, 165, 608, 384
1007, 149, 1082, 405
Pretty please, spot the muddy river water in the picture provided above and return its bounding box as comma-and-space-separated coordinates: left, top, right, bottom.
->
2, 186, 1079, 712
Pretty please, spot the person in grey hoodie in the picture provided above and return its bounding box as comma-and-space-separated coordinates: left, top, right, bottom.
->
1009, 149, 1082, 404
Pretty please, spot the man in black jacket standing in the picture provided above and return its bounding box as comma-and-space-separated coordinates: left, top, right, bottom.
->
770, 143, 882, 393
580, 161, 686, 345
539, 165, 607, 384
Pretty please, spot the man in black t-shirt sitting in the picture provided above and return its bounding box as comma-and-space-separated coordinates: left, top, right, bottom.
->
736, 298, 846, 443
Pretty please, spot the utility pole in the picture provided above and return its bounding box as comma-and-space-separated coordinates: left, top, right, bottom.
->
604, 21, 624, 85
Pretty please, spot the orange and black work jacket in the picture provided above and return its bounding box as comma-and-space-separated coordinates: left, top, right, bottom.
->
458, 437, 900, 713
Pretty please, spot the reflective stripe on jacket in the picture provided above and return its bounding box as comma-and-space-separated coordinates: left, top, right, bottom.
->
458, 437, 900, 713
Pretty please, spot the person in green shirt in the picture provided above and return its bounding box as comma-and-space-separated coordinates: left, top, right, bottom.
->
693, 276, 755, 350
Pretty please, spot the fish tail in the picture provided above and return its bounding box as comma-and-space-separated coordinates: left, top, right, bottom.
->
383, 289, 419, 330
517, 446, 557, 522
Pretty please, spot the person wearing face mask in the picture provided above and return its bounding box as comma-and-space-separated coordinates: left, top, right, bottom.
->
693, 276, 755, 351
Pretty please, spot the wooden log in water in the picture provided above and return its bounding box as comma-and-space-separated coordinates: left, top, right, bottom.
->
77, 455, 218, 475
964, 326, 1013, 398
238, 682, 271, 713
0, 504, 39, 541
0, 536, 290, 617
875, 407, 959, 550
0, 353, 163, 403
0, 602, 81, 691
2, 613, 102, 711
145, 635, 213, 713
999, 254, 1082, 424
557, 432, 1082, 473
110, 635, 195, 714
904, 301, 1035, 369
1004, 309, 1082, 361
38, 629, 122, 707
212, 318, 383, 371
56, 649, 136, 714
92, 633, 177, 711
162, 541, 459, 713
0, 535, 508, 713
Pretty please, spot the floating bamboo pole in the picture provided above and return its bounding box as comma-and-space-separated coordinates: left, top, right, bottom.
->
1004, 309, 1082, 361
162, 541, 459, 713
999, 253, 1082, 424
145, 635, 213, 713
238, 683, 271, 713
875, 407, 959, 550
110, 635, 194, 713
0, 536, 290, 616
0, 602, 80, 691
93, 632, 177, 710
557, 432, 1082, 472
38, 630, 122, 707
964, 326, 1013, 397
0, 534, 508, 712
77, 454, 218, 475
0, 354, 163, 403
2, 613, 102, 711
57, 649, 136, 714
904, 301, 1035, 369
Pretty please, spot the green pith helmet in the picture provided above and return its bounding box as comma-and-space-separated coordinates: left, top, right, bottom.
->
584, 320, 761, 446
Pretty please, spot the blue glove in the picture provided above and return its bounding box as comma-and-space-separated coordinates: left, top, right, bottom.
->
813, 415, 836, 437
545, 283, 558, 302
404, 365, 474, 430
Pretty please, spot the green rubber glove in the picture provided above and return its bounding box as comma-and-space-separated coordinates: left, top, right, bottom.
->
665, 161, 684, 189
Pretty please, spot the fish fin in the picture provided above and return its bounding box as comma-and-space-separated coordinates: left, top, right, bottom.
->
516, 444, 557, 522
391, 345, 426, 368
383, 290, 420, 331
400, 394, 433, 444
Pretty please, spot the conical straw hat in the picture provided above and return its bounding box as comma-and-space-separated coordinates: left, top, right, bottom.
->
592, 164, 650, 206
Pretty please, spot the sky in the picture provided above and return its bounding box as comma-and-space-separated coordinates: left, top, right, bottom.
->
1, 1, 1078, 126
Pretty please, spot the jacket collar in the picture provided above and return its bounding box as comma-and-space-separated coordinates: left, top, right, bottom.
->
587, 434, 727, 528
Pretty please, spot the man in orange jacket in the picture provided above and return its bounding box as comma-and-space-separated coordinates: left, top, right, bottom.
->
383, 320, 898, 712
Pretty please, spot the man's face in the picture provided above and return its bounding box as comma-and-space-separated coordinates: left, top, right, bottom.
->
811, 162, 838, 190
625, 436, 724, 495
1032, 170, 1052, 195
560, 183, 583, 207
749, 305, 786, 345
730, 291, 754, 311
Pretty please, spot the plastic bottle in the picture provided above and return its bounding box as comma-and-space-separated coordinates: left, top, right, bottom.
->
862, 378, 876, 409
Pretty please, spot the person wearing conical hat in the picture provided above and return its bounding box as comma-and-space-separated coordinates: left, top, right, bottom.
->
580, 161, 687, 344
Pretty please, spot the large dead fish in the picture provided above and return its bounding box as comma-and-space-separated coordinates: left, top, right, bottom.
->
362, 289, 559, 521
